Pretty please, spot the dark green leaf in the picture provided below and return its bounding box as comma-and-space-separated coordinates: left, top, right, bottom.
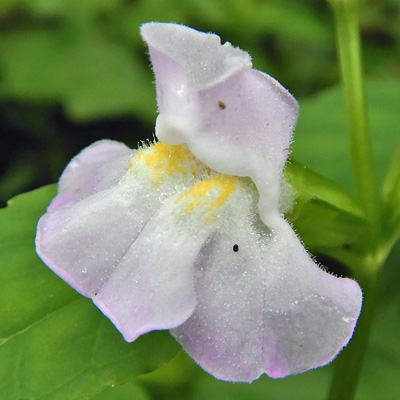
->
0, 186, 179, 400
284, 160, 367, 257
382, 142, 400, 244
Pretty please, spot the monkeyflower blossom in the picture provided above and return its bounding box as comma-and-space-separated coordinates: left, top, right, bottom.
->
36, 22, 362, 382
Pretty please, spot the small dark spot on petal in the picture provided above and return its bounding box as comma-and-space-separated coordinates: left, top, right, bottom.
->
218, 100, 226, 110
233, 244, 239, 252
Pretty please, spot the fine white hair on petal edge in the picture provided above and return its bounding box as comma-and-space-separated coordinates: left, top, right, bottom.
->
140, 22, 299, 223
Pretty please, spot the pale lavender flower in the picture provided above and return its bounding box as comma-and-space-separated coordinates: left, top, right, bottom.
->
36, 23, 362, 382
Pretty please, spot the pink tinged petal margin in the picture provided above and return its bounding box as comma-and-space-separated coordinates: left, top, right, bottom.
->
36, 140, 232, 342
37, 140, 141, 296
171, 191, 362, 382
49, 140, 132, 211
36, 141, 197, 297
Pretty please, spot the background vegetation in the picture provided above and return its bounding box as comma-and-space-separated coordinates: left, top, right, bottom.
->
0, 0, 399, 399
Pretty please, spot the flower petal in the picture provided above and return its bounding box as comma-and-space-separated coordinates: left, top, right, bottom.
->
94, 176, 240, 341
49, 140, 132, 211
35, 23, 363, 384
141, 22, 251, 92
141, 22, 299, 221
37, 183, 150, 297
36, 141, 206, 297
37, 141, 242, 341
171, 187, 362, 381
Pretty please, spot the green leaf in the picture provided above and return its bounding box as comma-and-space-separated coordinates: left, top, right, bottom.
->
285, 160, 363, 217
91, 381, 150, 400
382, 142, 400, 245
0, 186, 179, 400
284, 160, 368, 261
293, 79, 400, 192
0, 28, 156, 122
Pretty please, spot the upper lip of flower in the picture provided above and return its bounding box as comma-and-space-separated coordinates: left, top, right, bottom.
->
140, 22, 253, 90
140, 22, 299, 225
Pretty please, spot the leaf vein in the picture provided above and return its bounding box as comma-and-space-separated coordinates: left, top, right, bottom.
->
0, 298, 82, 347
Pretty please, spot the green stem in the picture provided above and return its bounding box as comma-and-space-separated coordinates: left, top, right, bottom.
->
327, 258, 383, 400
327, 1, 383, 400
331, 0, 378, 222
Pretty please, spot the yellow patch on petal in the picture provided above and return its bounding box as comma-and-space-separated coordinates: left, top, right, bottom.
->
176, 175, 237, 222
128, 142, 205, 186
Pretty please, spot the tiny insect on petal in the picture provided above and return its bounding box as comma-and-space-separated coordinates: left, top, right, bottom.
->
218, 100, 226, 110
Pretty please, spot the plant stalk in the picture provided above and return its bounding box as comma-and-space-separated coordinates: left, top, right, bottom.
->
327, 1, 383, 399
331, 0, 378, 221
327, 259, 383, 400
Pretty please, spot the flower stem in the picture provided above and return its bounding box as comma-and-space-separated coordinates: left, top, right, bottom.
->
330, 0, 378, 222
326, 1, 383, 399
327, 258, 383, 400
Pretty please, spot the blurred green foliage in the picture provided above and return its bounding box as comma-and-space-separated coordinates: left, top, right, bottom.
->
0, 0, 399, 204
0, 0, 400, 399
